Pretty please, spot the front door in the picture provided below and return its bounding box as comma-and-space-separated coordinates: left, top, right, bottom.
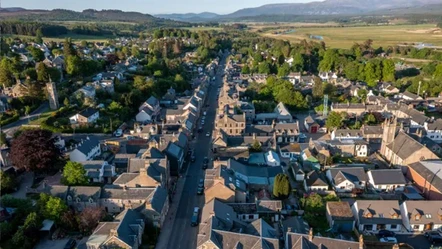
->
311, 126, 318, 133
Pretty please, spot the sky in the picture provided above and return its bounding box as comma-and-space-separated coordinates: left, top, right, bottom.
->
3, 0, 311, 15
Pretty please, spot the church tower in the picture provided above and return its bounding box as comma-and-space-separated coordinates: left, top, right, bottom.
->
46, 81, 59, 110
380, 117, 397, 157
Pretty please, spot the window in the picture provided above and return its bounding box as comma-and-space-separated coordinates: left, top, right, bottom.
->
413, 225, 420, 230
390, 224, 397, 229
248, 215, 254, 219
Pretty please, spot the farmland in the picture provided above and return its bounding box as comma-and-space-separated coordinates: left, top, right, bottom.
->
254, 23, 442, 49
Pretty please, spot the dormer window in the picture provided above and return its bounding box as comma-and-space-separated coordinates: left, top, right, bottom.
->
415, 214, 421, 221
67, 195, 72, 201
76, 198, 81, 203
89, 198, 94, 203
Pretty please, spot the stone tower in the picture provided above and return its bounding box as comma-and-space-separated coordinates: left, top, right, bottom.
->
380, 117, 397, 157
46, 82, 59, 110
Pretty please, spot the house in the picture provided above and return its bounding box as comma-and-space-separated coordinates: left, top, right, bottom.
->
331, 129, 364, 141
69, 136, 101, 162
287, 72, 301, 84
407, 160, 442, 200
227, 159, 283, 190
331, 103, 366, 116
204, 165, 247, 203
238, 101, 255, 121
75, 85, 96, 99
400, 200, 442, 232
215, 114, 246, 136
424, 119, 442, 143
367, 169, 406, 192
380, 118, 439, 166
81, 160, 115, 184
160, 87, 177, 106
274, 102, 292, 122
136, 96, 160, 123
138, 96, 160, 115
0, 148, 12, 169
326, 167, 368, 193
100, 185, 156, 213
274, 122, 300, 144
304, 171, 328, 192
197, 199, 280, 249
304, 115, 320, 133
279, 143, 301, 160
286, 229, 364, 249
361, 125, 383, 143
352, 200, 402, 232
164, 142, 184, 176
326, 202, 356, 232
204, 181, 235, 203
69, 108, 100, 124
400, 91, 421, 101
66, 186, 101, 212
86, 209, 144, 249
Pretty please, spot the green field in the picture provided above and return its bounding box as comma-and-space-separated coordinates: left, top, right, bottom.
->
259, 24, 442, 48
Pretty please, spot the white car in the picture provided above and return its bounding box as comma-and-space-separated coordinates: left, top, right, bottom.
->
379, 237, 397, 243
206, 132, 211, 137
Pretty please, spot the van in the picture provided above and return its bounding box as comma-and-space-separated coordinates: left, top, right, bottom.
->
191, 207, 200, 226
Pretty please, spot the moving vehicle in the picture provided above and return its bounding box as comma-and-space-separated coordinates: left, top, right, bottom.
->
379, 237, 397, 243
191, 207, 200, 226
378, 230, 396, 238
64, 239, 77, 249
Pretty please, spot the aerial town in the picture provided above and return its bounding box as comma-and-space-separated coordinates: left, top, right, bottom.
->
1, 1, 442, 249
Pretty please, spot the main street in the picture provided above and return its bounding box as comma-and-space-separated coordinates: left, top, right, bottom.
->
158, 53, 228, 249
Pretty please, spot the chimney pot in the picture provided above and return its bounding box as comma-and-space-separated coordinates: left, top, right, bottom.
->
359, 234, 364, 249
308, 228, 313, 241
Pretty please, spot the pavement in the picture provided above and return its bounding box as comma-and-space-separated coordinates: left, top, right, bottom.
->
155, 53, 228, 249
3, 102, 49, 137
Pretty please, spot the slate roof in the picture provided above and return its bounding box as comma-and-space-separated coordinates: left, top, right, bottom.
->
128, 158, 167, 173
355, 200, 402, 225
101, 186, 155, 200
67, 186, 101, 202
279, 143, 302, 153
150, 187, 168, 213
257, 200, 283, 213
304, 115, 317, 126
408, 160, 442, 192
79, 107, 98, 118
165, 142, 183, 159
362, 125, 383, 135
426, 119, 442, 131
282, 216, 310, 234
227, 159, 283, 179
305, 171, 328, 187
328, 167, 368, 185
387, 131, 436, 161
333, 129, 362, 137
326, 202, 354, 221
286, 232, 360, 249
274, 102, 291, 117
368, 169, 406, 185
39, 185, 69, 200
146, 96, 159, 108
245, 125, 274, 134
76, 136, 100, 156
403, 200, 442, 225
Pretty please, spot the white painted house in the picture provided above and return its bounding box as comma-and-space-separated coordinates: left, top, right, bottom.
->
69, 136, 101, 162
326, 167, 368, 193
352, 200, 403, 233
367, 169, 406, 192
400, 201, 442, 232
424, 119, 442, 143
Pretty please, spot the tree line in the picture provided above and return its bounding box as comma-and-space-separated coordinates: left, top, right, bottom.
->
0, 21, 68, 36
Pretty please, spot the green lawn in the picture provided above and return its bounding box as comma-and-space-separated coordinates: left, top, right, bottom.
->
260, 24, 442, 49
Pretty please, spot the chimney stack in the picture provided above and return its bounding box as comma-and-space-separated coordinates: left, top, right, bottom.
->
308, 228, 313, 242
359, 234, 364, 249
392, 244, 400, 249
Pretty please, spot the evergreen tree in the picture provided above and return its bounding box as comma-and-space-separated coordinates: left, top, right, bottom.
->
273, 174, 291, 199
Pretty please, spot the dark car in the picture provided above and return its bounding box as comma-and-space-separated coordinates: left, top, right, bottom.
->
191, 155, 196, 163
378, 230, 396, 237
191, 207, 200, 226
197, 186, 204, 195
425, 231, 442, 244
64, 239, 76, 249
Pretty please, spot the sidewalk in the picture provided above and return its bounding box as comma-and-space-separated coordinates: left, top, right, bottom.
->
155, 174, 187, 249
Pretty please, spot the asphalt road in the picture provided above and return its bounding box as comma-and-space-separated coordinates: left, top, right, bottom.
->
165, 54, 227, 249
3, 102, 49, 137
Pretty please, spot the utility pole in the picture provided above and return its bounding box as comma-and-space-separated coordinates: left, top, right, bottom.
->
417, 81, 422, 97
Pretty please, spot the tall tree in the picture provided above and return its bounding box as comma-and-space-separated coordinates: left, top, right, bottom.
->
382, 59, 395, 82
38, 193, 68, 223
364, 61, 378, 87
62, 161, 89, 186
273, 174, 291, 199
35, 29, 44, 44
63, 38, 74, 58
292, 53, 304, 72
0, 58, 14, 87
77, 207, 104, 234
312, 77, 323, 99
325, 111, 344, 130
10, 129, 62, 172
66, 55, 82, 76
0, 171, 17, 194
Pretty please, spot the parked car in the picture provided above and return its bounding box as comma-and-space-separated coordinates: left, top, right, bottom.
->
114, 129, 123, 137
64, 239, 77, 249
191, 207, 200, 226
379, 237, 397, 243
206, 132, 211, 137
191, 155, 196, 163
198, 179, 204, 188
378, 230, 396, 237
197, 186, 204, 195
425, 231, 442, 244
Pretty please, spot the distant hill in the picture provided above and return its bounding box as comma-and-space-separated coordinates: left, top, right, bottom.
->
0, 8, 189, 27
224, 0, 442, 18
155, 12, 220, 22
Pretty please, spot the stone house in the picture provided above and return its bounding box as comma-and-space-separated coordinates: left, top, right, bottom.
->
326, 202, 355, 233
66, 186, 101, 212
215, 113, 246, 136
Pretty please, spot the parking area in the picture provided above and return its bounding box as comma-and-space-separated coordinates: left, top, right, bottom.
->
396, 234, 433, 249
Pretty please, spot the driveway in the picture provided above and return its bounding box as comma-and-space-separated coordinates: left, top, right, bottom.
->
11, 172, 34, 199
396, 234, 433, 249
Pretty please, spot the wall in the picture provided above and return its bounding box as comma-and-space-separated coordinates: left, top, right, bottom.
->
406, 166, 442, 200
